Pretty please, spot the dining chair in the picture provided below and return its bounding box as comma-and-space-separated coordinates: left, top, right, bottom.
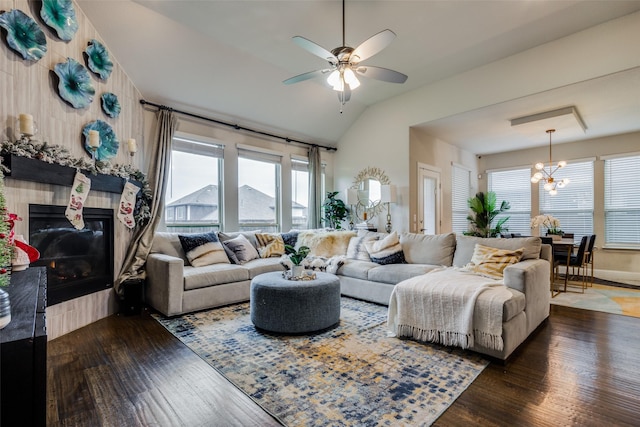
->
541, 236, 561, 297
584, 234, 596, 287
564, 235, 589, 293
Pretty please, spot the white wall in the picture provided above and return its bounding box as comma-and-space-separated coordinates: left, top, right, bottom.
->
335, 11, 640, 234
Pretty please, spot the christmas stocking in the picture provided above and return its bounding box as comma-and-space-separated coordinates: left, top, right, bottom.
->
65, 172, 91, 230
118, 181, 140, 229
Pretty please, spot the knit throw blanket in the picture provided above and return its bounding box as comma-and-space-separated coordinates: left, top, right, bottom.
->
387, 268, 513, 351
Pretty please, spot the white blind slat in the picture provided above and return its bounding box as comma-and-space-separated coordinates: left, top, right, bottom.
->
605, 155, 640, 246
173, 136, 224, 158
452, 165, 470, 233
488, 168, 531, 235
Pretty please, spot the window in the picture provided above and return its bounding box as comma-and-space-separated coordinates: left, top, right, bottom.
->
291, 158, 309, 230
451, 164, 470, 234
238, 147, 282, 232
165, 134, 224, 233
604, 154, 640, 248
539, 160, 594, 242
488, 167, 531, 235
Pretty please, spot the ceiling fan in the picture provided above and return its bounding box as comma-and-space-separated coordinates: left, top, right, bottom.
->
283, 0, 408, 107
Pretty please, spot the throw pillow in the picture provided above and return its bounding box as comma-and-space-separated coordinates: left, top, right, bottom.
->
364, 231, 406, 265
281, 231, 299, 248
178, 232, 230, 267
346, 230, 385, 261
466, 243, 524, 279
255, 233, 286, 258
222, 234, 260, 264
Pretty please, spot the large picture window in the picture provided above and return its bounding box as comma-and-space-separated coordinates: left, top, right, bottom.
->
539, 159, 594, 242
238, 147, 282, 232
604, 154, 640, 248
488, 167, 531, 235
165, 134, 224, 233
291, 158, 309, 230
452, 164, 471, 234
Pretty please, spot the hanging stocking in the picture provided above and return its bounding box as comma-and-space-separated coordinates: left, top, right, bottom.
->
65, 172, 91, 230
118, 181, 140, 229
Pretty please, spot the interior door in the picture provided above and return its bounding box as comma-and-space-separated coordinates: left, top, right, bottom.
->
417, 165, 441, 235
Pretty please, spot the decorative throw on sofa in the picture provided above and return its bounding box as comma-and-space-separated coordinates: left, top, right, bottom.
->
178, 232, 229, 267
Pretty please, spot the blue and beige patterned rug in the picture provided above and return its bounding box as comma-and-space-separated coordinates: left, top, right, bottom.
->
154, 297, 488, 426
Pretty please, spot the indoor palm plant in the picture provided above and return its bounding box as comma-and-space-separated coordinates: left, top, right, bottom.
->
464, 191, 511, 238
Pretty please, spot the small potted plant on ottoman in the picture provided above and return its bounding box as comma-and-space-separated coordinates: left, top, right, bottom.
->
285, 244, 310, 278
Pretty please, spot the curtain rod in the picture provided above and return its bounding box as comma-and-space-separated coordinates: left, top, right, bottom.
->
139, 99, 337, 152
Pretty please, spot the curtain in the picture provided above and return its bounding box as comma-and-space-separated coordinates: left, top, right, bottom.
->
114, 109, 178, 296
307, 145, 323, 229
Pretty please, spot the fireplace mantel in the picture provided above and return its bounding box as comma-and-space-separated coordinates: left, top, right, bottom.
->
2, 154, 141, 194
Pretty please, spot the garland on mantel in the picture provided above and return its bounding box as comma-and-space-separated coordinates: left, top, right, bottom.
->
0, 138, 152, 228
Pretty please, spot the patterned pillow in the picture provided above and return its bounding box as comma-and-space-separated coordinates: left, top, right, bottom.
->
255, 233, 286, 258
466, 244, 524, 279
222, 234, 260, 264
364, 231, 406, 265
178, 232, 229, 267
346, 230, 385, 261
281, 231, 299, 248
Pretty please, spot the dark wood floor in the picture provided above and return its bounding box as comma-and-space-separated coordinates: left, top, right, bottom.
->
47, 305, 640, 427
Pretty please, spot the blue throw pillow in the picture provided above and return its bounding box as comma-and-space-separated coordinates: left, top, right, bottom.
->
178, 232, 229, 267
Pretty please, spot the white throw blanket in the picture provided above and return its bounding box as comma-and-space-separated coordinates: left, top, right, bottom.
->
387, 268, 513, 351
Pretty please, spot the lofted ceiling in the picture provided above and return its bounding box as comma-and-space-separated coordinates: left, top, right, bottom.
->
76, 0, 640, 152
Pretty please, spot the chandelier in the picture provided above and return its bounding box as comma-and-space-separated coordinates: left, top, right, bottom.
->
530, 129, 569, 196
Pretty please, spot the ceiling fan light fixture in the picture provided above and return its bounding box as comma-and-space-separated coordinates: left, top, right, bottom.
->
327, 70, 342, 90
344, 68, 360, 89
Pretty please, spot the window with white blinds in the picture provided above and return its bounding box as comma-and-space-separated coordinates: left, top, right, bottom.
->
539, 160, 594, 242
604, 154, 640, 248
487, 168, 531, 235
451, 165, 470, 234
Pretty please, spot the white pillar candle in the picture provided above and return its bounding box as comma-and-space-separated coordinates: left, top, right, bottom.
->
88, 130, 100, 148
19, 114, 34, 136
127, 138, 137, 153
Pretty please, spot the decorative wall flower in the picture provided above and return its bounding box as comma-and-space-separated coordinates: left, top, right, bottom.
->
82, 120, 119, 160
0, 9, 47, 61
53, 58, 95, 109
40, 0, 78, 41
101, 93, 121, 118
85, 39, 113, 80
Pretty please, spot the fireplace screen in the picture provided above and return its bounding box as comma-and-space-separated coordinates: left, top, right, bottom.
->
29, 204, 114, 306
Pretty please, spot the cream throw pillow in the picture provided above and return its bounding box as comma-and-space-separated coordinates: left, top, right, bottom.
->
467, 243, 524, 279
255, 233, 286, 258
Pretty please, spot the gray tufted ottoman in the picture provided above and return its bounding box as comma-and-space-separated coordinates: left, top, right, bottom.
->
250, 271, 341, 334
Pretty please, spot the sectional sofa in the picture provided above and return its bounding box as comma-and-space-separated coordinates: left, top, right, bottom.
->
145, 229, 551, 359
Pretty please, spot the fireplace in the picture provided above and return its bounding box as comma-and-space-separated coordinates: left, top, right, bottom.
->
28, 204, 114, 306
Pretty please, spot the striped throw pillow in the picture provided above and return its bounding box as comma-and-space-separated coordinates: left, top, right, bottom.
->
255, 233, 286, 258
468, 244, 524, 279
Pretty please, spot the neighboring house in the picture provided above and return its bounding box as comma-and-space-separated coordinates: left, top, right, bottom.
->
166, 184, 307, 231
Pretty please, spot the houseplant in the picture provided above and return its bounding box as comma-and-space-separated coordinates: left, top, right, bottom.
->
530, 214, 562, 239
322, 191, 348, 230
285, 244, 310, 277
464, 191, 511, 238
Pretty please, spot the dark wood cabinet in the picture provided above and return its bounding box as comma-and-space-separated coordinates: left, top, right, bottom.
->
1, 267, 47, 427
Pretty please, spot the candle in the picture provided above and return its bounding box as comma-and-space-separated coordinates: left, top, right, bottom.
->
127, 138, 137, 153
88, 130, 100, 148
19, 114, 34, 136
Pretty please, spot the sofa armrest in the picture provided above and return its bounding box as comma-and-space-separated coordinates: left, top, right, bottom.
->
503, 259, 550, 332
146, 253, 185, 316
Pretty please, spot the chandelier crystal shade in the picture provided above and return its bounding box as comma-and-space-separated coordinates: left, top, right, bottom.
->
530, 129, 569, 196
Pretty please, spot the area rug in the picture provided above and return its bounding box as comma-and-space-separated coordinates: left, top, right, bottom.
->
551, 282, 640, 318
154, 297, 488, 426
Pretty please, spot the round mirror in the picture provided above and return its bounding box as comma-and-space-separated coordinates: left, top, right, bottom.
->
351, 167, 390, 222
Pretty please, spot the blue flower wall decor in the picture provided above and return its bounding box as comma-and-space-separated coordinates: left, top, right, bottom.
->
0, 9, 47, 61
101, 93, 121, 118
85, 39, 113, 80
40, 0, 79, 42
53, 58, 95, 109
82, 120, 119, 160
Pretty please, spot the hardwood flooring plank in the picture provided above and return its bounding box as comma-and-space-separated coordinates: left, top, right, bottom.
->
48, 304, 640, 426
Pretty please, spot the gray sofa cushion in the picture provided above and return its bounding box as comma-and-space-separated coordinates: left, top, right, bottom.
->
183, 264, 249, 291
400, 232, 456, 266
218, 231, 260, 249
337, 259, 379, 280
367, 264, 441, 284
452, 236, 542, 267
501, 288, 526, 322
242, 257, 285, 279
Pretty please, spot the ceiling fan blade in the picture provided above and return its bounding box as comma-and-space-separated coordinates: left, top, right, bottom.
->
283, 69, 330, 85
292, 36, 337, 63
350, 29, 396, 63
355, 65, 407, 84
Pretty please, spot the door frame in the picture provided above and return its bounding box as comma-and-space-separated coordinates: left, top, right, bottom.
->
417, 163, 441, 235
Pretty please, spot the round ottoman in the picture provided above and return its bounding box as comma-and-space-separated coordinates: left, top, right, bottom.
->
250, 271, 341, 334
